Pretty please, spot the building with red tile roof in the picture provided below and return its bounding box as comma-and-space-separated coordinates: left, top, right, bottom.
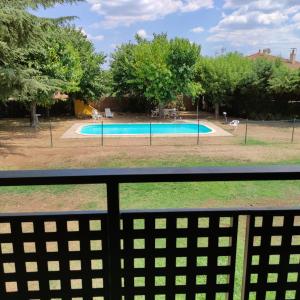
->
247, 48, 300, 70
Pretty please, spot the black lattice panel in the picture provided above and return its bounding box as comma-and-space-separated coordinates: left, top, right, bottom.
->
244, 213, 300, 300
0, 212, 109, 300
120, 211, 238, 300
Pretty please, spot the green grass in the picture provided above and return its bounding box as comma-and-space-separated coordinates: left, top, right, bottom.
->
244, 138, 270, 145
120, 179, 300, 209
1, 157, 300, 299
96, 156, 300, 168
1, 157, 300, 210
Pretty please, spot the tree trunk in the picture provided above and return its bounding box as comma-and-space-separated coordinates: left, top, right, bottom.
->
214, 103, 220, 119
159, 103, 164, 118
30, 101, 38, 128
202, 96, 206, 110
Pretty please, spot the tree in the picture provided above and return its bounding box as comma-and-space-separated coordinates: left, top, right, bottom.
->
111, 43, 136, 97
0, 0, 84, 126
195, 53, 251, 118
0, 0, 82, 98
65, 28, 107, 102
111, 34, 201, 114
20, 27, 84, 126
236, 58, 277, 118
269, 65, 300, 95
167, 37, 202, 97
1, 0, 107, 127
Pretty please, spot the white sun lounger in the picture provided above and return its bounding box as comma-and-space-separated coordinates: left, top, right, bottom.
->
105, 108, 114, 118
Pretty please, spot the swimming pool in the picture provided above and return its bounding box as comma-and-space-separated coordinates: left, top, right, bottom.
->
79, 123, 213, 136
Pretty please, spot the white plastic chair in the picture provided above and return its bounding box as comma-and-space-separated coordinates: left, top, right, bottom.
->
151, 109, 159, 117
163, 109, 170, 119
170, 108, 178, 119
105, 108, 114, 118
92, 109, 102, 120
229, 120, 240, 129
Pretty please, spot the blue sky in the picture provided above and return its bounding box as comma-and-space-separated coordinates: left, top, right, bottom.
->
34, 0, 300, 62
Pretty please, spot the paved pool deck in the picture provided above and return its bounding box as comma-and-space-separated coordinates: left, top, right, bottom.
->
61, 119, 232, 139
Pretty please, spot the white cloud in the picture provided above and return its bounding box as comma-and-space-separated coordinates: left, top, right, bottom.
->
257, 11, 288, 25
191, 26, 204, 33
137, 29, 148, 39
80, 28, 104, 41
208, 25, 300, 48
224, 0, 300, 10
213, 10, 288, 30
87, 0, 213, 28
208, 0, 300, 54
180, 0, 213, 12
293, 12, 300, 22
90, 35, 105, 41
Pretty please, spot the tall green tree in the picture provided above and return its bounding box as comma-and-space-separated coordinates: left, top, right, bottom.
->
111, 34, 201, 113
65, 28, 107, 102
195, 53, 251, 118
111, 43, 136, 97
18, 26, 84, 126
0, 0, 82, 98
167, 37, 202, 97
0, 0, 108, 127
236, 58, 277, 118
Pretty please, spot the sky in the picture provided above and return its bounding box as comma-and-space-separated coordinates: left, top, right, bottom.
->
34, 0, 300, 62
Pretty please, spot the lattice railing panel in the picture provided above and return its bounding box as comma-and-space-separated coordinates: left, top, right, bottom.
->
2, 210, 300, 300
243, 213, 300, 300
0, 213, 108, 300
120, 211, 239, 300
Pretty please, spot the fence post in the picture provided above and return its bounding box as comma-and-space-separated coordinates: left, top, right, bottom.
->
106, 181, 122, 300
244, 119, 248, 145
197, 118, 200, 145
101, 121, 104, 147
49, 119, 53, 148
150, 121, 152, 146
291, 118, 296, 143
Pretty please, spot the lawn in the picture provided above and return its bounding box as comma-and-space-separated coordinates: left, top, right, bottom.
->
1, 143, 300, 299
1, 157, 300, 213
1, 157, 300, 297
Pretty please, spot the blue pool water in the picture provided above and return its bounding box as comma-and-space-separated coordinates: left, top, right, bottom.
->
79, 123, 213, 135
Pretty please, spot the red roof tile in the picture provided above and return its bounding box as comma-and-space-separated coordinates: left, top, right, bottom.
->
247, 52, 300, 69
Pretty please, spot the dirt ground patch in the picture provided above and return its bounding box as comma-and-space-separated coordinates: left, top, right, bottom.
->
0, 114, 300, 170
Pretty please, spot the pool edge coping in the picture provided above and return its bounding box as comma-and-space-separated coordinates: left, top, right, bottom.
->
61, 120, 232, 139
76, 121, 216, 137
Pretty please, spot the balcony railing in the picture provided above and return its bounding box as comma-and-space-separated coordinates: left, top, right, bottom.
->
0, 166, 300, 300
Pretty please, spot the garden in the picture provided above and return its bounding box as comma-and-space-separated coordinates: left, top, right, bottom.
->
1, 2, 300, 299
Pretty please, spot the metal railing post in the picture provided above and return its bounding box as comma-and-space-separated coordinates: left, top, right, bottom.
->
106, 181, 122, 300
291, 118, 296, 143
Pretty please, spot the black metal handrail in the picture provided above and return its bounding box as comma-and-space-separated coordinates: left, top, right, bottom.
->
1, 165, 300, 186
0, 165, 300, 300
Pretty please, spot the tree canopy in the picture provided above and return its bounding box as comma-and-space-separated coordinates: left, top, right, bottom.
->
193, 53, 300, 119
0, 0, 106, 126
2, 0, 300, 121
111, 34, 202, 109
194, 53, 252, 118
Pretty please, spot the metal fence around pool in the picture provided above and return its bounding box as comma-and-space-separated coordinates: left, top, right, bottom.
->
0, 166, 300, 299
0, 118, 300, 149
